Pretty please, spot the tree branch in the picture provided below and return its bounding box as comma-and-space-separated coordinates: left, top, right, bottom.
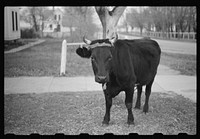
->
109, 6, 126, 17
95, 6, 126, 38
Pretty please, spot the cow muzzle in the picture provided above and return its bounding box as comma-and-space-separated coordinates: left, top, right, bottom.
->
95, 76, 108, 84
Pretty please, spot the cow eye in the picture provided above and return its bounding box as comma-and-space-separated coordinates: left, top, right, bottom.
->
91, 56, 95, 61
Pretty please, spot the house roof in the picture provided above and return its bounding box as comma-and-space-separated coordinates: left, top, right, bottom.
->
43, 9, 54, 20
43, 8, 64, 21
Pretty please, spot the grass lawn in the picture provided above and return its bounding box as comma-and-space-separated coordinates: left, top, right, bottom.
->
4, 91, 196, 135
4, 39, 93, 77
4, 39, 39, 51
160, 52, 196, 76
4, 38, 196, 77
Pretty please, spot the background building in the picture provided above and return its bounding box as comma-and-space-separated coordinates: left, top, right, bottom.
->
4, 7, 21, 41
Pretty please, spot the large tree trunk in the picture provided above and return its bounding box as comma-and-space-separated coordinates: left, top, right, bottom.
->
95, 7, 126, 39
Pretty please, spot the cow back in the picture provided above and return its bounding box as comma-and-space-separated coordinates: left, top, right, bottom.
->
111, 39, 161, 87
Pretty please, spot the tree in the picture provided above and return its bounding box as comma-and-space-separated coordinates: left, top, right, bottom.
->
185, 7, 196, 32
95, 6, 126, 39
20, 7, 47, 32
126, 7, 151, 35
62, 7, 99, 42
149, 7, 163, 32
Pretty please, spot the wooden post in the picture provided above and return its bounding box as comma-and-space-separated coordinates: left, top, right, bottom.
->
60, 40, 67, 76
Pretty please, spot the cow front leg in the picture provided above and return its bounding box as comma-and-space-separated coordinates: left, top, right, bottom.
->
125, 88, 134, 125
102, 89, 112, 125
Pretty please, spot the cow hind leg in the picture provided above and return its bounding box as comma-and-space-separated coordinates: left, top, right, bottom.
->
134, 85, 142, 109
143, 78, 154, 113
125, 87, 134, 125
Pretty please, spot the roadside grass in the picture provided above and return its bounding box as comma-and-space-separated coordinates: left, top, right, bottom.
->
160, 52, 196, 76
118, 32, 196, 43
4, 39, 38, 51
4, 39, 196, 77
4, 91, 196, 135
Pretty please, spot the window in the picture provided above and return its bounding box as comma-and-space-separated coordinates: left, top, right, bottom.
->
15, 12, 18, 31
12, 11, 15, 31
11, 11, 18, 31
54, 15, 57, 20
49, 24, 52, 30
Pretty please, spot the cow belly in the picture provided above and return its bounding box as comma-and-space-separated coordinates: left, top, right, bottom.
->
134, 57, 159, 85
136, 74, 155, 85
135, 67, 157, 85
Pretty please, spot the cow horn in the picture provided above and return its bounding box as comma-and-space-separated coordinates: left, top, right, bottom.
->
109, 33, 118, 44
83, 36, 92, 45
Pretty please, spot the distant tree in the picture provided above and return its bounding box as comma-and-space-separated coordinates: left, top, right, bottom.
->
120, 13, 129, 33
149, 7, 163, 32
149, 6, 196, 33
173, 7, 188, 33
142, 8, 153, 32
124, 6, 196, 39
185, 6, 196, 32
20, 7, 47, 32
62, 7, 99, 42
126, 7, 151, 35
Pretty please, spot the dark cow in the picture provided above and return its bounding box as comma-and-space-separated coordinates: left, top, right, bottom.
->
76, 34, 161, 125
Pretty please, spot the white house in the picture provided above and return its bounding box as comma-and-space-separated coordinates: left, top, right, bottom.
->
4, 7, 20, 41
42, 8, 64, 32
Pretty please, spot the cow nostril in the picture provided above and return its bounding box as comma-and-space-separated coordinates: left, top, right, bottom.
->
97, 76, 107, 81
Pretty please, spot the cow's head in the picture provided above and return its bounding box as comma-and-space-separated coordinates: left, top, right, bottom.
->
76, 34, 118, 84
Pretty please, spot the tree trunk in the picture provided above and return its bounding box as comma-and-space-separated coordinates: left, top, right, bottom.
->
32, 15, 38, 32
95, 7, 126, 39
140, 27, 143, 36
188, 24, 191, 32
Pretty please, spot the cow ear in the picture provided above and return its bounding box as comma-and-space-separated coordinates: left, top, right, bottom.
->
109, 33, 118, 44
76, 46, 91, 58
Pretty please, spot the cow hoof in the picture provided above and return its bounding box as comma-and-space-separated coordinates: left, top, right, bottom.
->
102, 121, 109, 126
134, 106, 140, 109
143, 105, 149, 113
127, 121, 134, 125
143, 109, 148, 114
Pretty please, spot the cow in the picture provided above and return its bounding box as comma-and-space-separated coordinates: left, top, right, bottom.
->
76, 34, 161, 125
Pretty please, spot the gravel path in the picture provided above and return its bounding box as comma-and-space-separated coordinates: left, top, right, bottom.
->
4, 91, 196, 135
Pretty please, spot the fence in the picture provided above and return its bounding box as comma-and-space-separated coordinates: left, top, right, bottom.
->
129, 31, 196, 41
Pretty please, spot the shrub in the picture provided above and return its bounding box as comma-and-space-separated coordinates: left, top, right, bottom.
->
21, 28, 40, 38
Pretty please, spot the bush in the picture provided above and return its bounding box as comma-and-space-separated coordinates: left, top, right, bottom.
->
21, 28, 40, 38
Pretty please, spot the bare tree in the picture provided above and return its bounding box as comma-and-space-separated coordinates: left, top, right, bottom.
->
126, 7, 151, 35
20, 7, 47, 32
62, 7, 99, 42
95, 6, 126, 39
